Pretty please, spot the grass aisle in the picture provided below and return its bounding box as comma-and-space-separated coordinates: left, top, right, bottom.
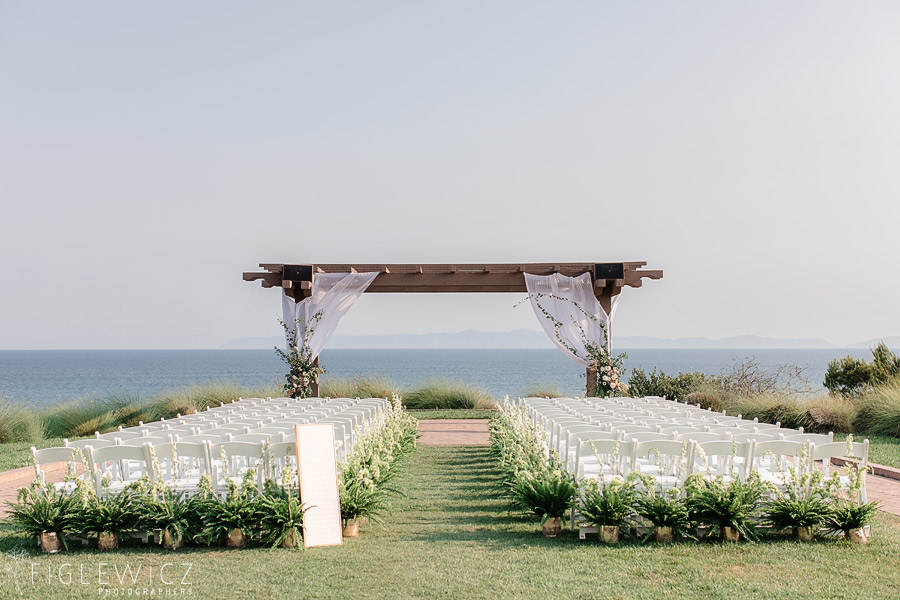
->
3, 445, 900, 599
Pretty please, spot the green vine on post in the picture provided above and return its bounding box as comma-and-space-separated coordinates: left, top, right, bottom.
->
275, 311, 325, 399
519, 293, 628, 397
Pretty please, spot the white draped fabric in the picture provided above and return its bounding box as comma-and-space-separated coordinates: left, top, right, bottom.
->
524, 272, 620, 367
282, 272, 379, 360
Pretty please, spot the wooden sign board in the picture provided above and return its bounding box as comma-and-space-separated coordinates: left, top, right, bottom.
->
295, 424, 343, 548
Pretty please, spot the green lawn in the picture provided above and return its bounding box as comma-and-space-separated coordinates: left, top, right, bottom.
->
2, 445, 900, 599
0, 439, 68, 473
406, 409, 497, 420
835, 434, 900, 469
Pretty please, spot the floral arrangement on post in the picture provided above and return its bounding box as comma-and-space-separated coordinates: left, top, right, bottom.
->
594, 353, 628, 398
520, 293, 628, 397
275, 313, 325, 399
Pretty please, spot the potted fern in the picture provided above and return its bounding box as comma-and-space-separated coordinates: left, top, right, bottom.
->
137, 488, 201, 551
825, 500, 880, 544
764, 490, 833, 542
634, 480, 692, 543
339, 473, 393, 537
258, 485, 307, 548
578, 478, 636, 544
72, 491, 136, 551
685, 473, 766, 542
506, 466, 577, 537
199, 483, 261, 548
5, 484, 75, 553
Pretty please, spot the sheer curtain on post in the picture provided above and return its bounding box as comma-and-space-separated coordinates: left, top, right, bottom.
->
523, 272, 620, 367
281, 272, 379, 359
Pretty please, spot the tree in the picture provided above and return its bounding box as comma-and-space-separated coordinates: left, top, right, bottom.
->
824, 356, 872, 397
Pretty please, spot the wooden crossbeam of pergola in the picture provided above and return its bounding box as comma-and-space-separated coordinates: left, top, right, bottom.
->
244, 261, 662, 396
244, 262, 662, 312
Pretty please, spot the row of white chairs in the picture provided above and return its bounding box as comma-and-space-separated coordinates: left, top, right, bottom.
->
33, 396, 390, 497
518, 396, 869, 501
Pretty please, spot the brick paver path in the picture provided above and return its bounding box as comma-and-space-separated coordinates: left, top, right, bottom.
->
417, 419, 490, 446
0, 462, 83, 517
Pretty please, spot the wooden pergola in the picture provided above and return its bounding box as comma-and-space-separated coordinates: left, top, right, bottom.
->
244, 262, 662, 395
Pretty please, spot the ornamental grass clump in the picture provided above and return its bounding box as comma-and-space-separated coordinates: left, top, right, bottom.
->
402, 380, 496, 410
320, 376, 398, 400
854, 379, 900, 437
0, 397, 44, 443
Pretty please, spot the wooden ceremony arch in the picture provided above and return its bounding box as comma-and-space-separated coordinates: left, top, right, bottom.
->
243, 262, 663, 396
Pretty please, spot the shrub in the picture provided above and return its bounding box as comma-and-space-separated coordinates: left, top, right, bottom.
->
683, 389, 726, 413
717, 358, 809, 398
854, 380, 900, 437
403, 380, 496, 410
627, 369, 707, 401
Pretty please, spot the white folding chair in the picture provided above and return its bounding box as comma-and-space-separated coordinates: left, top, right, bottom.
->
87, 444, 153, 497
31, 446, 88, 489
208, 441, 266, 494
629, 440, 693, 488
746, 440, 809, 488
690, 440, 752, 481
809, 439, 869, 503
145, 441, 212, 493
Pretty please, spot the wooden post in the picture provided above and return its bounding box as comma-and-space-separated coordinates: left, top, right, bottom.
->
586, 365, 598, 397
590, 292, 616, 397
311, 357, 320, 398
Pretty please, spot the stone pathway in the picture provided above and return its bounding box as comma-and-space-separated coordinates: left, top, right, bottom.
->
416, 419, 491, 446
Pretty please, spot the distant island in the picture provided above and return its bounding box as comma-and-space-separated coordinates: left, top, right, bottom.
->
221, 330, 900, 350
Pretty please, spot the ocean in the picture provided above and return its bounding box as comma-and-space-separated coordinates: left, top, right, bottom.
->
0, 348, 873, 409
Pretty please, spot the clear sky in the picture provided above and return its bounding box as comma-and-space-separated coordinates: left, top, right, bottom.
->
1, 1, 899, 349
